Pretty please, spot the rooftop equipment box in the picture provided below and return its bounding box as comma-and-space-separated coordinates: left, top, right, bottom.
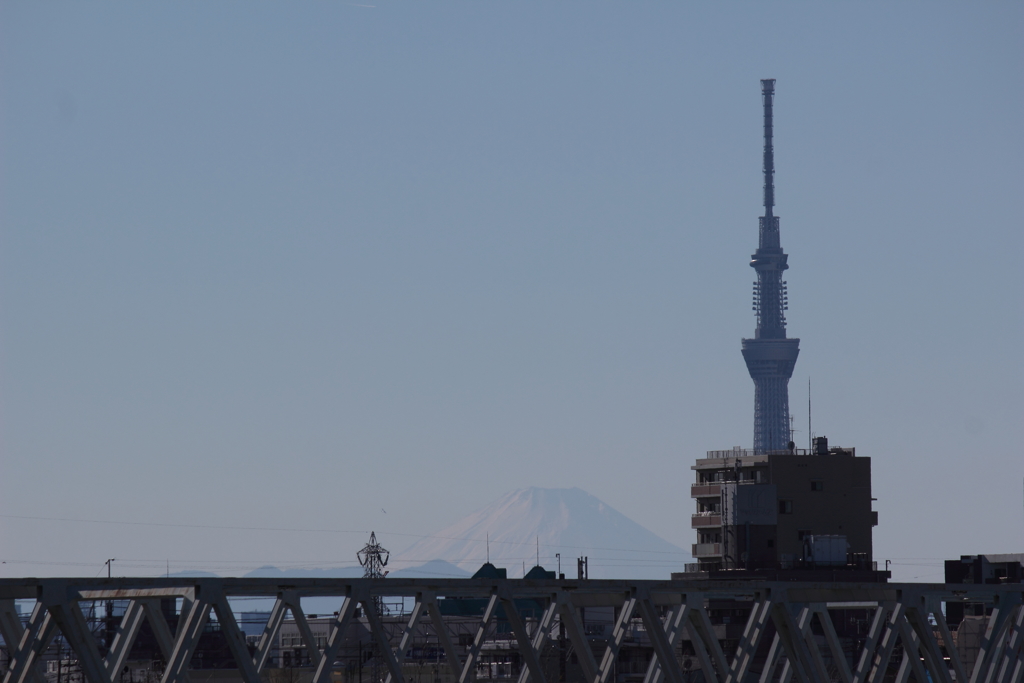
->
803, 534, 848, 566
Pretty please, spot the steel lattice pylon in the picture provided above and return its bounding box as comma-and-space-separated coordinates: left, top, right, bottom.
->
742, 79, 800, 454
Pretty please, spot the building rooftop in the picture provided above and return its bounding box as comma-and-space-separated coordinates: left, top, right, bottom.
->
700, 446, 855, 459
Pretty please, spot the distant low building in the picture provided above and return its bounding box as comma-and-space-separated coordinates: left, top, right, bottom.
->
944, 554, 1024, 625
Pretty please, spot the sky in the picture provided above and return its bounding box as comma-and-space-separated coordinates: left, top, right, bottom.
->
1, 3, 1021, 584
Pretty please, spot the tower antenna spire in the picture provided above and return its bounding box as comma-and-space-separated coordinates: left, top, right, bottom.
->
742, 79, 801, 453
762, 78, 775, 221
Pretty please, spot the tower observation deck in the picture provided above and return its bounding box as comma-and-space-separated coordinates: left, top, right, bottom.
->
741, 79, 800, 453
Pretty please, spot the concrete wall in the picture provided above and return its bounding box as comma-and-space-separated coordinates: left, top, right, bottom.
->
769, 453, 873, 562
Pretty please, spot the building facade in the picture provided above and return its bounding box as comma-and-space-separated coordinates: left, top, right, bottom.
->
690, 438, 877, 572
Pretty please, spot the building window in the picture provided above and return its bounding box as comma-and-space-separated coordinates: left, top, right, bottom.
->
767, 539, 774, 548
779, 500, 793, 514
811, 480, 824, 491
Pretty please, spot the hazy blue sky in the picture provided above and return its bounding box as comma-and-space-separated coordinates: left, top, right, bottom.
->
1, 3, 1021, 582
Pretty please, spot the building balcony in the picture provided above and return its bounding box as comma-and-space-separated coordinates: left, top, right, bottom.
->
691, 543, 723, 558
691, 512, 722, 528
691, 484, 721, 498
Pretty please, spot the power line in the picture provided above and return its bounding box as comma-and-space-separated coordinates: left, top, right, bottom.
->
0, 513, 691, 555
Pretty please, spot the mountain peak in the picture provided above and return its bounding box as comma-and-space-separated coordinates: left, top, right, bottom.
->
393, 487, 689, 580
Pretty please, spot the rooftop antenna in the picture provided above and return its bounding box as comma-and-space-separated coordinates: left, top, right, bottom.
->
486, 533, 490, 564
808, 377, 812, 451
536, 536, 539, 568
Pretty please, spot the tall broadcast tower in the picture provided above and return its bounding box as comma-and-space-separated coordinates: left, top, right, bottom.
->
741, 79, 800, 453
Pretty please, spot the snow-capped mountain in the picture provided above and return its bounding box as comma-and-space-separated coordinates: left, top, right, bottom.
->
392, 487, 690, 580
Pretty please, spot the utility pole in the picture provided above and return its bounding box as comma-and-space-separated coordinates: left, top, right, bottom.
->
576, 557, 588, 636
104, 559, 116, 653
808, 377, 813, 451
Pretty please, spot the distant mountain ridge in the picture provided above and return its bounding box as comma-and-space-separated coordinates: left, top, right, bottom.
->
393, 487, 690, 580
242, 559, 469, 580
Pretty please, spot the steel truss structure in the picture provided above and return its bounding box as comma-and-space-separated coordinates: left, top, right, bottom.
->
1, 578, 1021, 683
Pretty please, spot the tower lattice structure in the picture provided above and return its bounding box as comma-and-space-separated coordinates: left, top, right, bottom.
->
741, 79, 800, 454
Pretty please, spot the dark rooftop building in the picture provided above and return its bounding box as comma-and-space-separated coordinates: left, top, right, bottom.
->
687, 437, 881, 578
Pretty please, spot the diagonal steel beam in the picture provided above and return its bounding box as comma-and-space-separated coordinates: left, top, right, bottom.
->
759, 633, 784, 683
727, 599, 772, 683
458, 593, 499, 683
363, 597, 406, 683
3, 601, 57, 683
1004, 617, 1024, 683
688, 596, 730, 683
644, 602, 689, 683
893, 653, 912, 683
254, 597, 289, 672
311, 593, 359, 683
0, 600, 46, 683
104, 600, 147, 681
903, 601, 953, 683
160, 594, 211, 683
47, 602, 110, 683
388, 595, 425, 680
992, 603, 1024, 683
175, 596, 192, 642
851, 605, 890, 683
596, 595, 637, 683
283, 594, 324, 666
933, 601, 967, 683
768, 603, 815, 683
814, 605, 852, 683
209, 590, 261, 683
43, 595, 112, 683
798, 606, 833, 683
1009, 654, 1024, 683
517, 598, 559, 683
137, 598, 194, 683
557, 593, 599, 683
865, 603, 904, 683
132, 598, 199, 683
425, 593, 463, 682
996, 604, 1024, 683
0, 600, 26, 665
637, 595, 684, 683
780, 657, 796, 683
500, 590, 546, 683
972, 597, 1018, 683
787, 607, 823, 683
893, 613, 928, 683
140, 600, 178, 663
